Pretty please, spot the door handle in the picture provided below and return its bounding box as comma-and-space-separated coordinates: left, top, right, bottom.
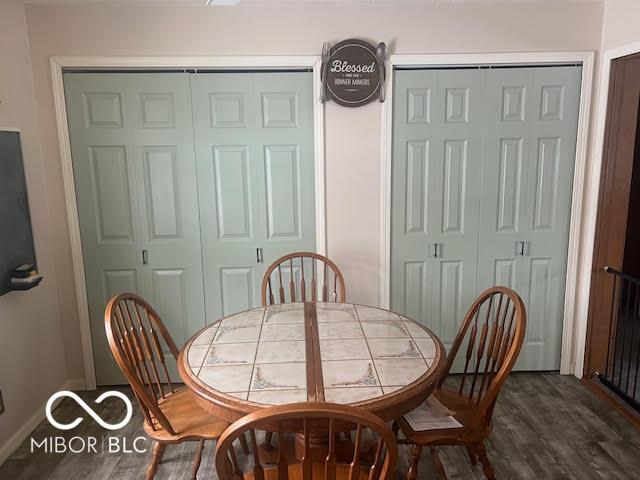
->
432, 243, 441, 258
142, 249, 149, 265
516, 241, 525, 256
256, 248, 263, 264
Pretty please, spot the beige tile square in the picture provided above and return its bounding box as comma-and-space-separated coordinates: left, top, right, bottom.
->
187, 344, 210, 367
191, 323, 219, 345
251, 363, 307, 391
227, 391, 249, 400
324, 387, 383, 404
382, 385, 404, 395
260, 324, 305, 342
256, 341, 306, 363
202, 343, 257, 366
264, 304, 305, 324
356, 305, 401, 322
401, 317, 431, 337
317, 322, 363, 339
322, 360, 379, 388
213, 324, 261, 344
316, 303, 358, 323
373, 359, 428, 387
248, 389, 308, 405
367, 338, 421, 359
223, 309, 265, 326
197, 365, 253, 392
414, 337, 437, 359
319, 338, 371, 361
361, 320, 409, 338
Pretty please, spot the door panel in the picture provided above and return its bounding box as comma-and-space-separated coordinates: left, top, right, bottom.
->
392, 66, 581, 370
65, 73, 205, 384
191, 72, 315, 321
516, 66, 581, 370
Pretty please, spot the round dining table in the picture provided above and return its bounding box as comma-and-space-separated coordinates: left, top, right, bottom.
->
178, 301, 446, 427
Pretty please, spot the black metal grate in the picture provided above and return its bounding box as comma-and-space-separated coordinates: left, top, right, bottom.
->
598, 266, 640, 412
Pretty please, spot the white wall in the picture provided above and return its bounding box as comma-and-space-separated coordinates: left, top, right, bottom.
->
0, 0, 68, 456
601, 0, 640, 50
24, 2, 603, 382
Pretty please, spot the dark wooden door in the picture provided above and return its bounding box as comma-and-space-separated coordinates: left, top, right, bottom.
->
586, 53, 640, 377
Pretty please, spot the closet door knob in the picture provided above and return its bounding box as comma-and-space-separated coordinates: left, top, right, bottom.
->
516, 241, 525, 256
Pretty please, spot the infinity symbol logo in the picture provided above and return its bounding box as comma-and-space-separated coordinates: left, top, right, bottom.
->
46, 391, 133, 431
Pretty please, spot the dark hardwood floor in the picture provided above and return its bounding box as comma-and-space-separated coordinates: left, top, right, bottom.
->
1, 373, 639, 479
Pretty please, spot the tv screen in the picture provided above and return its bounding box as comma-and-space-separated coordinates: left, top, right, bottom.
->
0, 131, 37, 296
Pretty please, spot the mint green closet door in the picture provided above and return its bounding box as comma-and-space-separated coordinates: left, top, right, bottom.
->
477, 66, 582, 370
191, 72, 315, 321
65, 73, 206, 385
391, 69, 483, 349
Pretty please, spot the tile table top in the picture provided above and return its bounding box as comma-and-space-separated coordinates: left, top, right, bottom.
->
181, 302, 443, 411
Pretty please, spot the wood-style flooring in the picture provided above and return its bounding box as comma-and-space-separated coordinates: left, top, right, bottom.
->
1, 373, 639, 479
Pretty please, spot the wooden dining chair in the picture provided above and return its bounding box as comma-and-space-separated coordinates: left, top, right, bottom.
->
215, 402, 398, 480
395, 286, 526, 480
104, 292, 248, 480
261, 252, 346, 306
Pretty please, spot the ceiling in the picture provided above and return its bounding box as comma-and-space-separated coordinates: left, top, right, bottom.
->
24, 0, 601, 5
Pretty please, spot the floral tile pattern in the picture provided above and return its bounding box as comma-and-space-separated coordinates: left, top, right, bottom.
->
361, 320, 409, 338
198, 365, 253, 392
188, 302, 437, 406
202, 343, 257, 366
367, 338, 421, 359
264, 303, 306, 324
322, 360, 379, 388
213, 324, 261, 344
373, 358, 428, 386
251, 363, 306, 391
316, 303, 358, 323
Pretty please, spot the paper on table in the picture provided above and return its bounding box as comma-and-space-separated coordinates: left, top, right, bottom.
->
403, 396, 463, 431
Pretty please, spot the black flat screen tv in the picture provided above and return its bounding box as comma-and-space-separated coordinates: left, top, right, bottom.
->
0, 131, 37, 296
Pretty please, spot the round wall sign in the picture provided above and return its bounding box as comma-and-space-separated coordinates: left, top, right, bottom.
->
325, 39, 383, 107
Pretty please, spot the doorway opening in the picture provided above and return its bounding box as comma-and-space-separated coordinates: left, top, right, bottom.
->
586, 53, 640, 418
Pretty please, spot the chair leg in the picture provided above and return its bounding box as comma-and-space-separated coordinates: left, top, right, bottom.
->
240, 433, 250, 454
466, 445, 478, 465
406, 444, 422, 480
474, 442, 495, 480
430, 447, 448, 480
145, 441, 166, 480
191, 440, 205, 480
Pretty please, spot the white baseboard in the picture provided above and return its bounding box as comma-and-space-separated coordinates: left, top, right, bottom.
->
0, 378, 87, 466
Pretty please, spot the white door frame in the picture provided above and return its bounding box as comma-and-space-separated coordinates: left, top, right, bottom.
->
51, 56, 326, 390
380, 51, 595, 377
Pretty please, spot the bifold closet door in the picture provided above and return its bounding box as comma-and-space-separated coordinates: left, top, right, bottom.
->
391, 66, 581, 370
65, 73, 206, 384
190, 72, 315, 321
477, 66, 581, 370
391, 69, 483, 349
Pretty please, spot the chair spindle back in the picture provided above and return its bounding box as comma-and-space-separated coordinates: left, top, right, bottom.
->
215, 403, 397, 480
105, 292, 180, 435
261, 252, 346, 306
438, 286, 526, 427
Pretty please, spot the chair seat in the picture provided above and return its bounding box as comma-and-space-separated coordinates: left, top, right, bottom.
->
398, 389, 490, 445
143, 387, 229, 443
245, 462, 371, 480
